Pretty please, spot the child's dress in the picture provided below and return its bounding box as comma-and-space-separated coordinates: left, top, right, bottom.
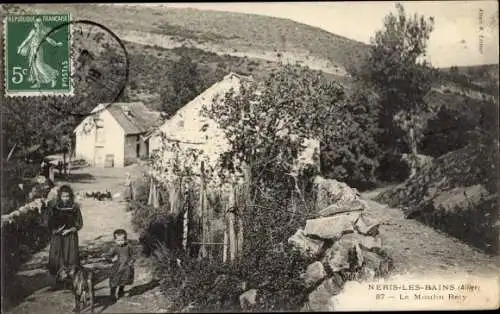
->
109, 244, 135, 288
124, 177, 134, 201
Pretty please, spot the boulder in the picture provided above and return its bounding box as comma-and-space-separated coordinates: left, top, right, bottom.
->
300, 302, 312, 312
288, 229, 324, 258
239, 289, 258, 309
430, 184, 489, 213
354, 214, 380, 236
359, 236, 382, 252
316, 199, 367, 218
359, 266, 377, 281
363, 250, 392, 277
307, 277, 342, 311
322, 237, 357, 273
302, 261, 327, 288
341, 232, 383, 252
304, 212, 361, 240
313, 176, 360, 210
352, 243, 364, 269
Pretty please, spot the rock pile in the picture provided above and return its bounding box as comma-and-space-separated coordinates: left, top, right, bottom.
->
288, 176, 393, 311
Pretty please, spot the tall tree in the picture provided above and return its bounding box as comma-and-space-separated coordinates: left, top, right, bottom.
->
160, 55, 203, 117
354, 3, 437, 177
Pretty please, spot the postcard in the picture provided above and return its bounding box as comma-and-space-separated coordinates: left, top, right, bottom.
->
1, 2, 498, 313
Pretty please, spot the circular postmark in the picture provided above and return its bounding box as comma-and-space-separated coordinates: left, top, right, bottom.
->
36, 19, 129, 117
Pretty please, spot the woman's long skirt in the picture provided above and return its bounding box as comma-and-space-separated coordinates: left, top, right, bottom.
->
48, 232, 80, 275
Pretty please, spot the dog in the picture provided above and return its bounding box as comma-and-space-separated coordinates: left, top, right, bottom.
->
57, 265, 95, 313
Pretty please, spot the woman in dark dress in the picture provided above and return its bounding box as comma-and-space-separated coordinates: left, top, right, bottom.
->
46, 184, 83, 281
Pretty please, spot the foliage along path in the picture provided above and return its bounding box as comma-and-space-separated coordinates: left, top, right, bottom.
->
4, 169, 499, 313
4, 167, 170, 314
362, 188, 498, 276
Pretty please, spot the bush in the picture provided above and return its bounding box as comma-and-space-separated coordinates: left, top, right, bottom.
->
154, 245, 244, 312
153, 190, 314, 312
2, 160, 39, 215
415, 194, 498, 254
1, 160, 49, 297
129, 173, 151, 206
1, 203, 50, 294
375, 152, 411, 183
419, 104, 477, 157
320, 84, 382, 190
376, 137, 499, 254
128, 171, 187, 257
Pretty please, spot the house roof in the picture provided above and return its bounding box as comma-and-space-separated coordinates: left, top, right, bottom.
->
104, 102, 163, 135
144, 72, 253, 140
157, 72, 252, 144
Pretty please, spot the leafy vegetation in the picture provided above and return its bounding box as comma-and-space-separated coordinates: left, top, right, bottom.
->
320, 83, 383, 190
160, 55, 205, 116
439, 64, 499, 96
351, 3, 438, 177
205, 64, 343, 198
131, 179, 314, 312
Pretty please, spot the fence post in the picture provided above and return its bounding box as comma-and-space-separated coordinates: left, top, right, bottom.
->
199, 161, 207, 259
223, 218, 228, 263
206, 190, 213, 260
228, 185, 236, 262
168, 181, 175, 214
236, 164, 251, 259
147, 178, 154, 205
182, 197, 188, 252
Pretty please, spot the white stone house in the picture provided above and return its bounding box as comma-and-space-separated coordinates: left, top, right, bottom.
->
146, 72, 320, 182
74, 102, 163, 168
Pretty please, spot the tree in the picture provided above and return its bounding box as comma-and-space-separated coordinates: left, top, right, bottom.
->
449, 65, 459, 76
204, 64, 345, 200
320, 82, 383, 189
354, 3, 437, 177
160, 55, 204, 117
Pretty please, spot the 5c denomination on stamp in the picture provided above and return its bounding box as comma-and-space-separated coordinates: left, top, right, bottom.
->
3, 14, 72, 96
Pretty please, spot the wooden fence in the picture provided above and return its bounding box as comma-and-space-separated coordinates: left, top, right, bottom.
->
148, 161, 246, 263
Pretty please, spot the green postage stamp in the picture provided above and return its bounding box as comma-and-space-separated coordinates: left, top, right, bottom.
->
4, 14, 72, 96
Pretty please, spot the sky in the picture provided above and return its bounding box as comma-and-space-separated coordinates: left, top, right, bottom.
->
124, 1, 499, 68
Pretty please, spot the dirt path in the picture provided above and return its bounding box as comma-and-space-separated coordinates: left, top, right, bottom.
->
5, 167, 170, 314
5, 171, 498, 313
361, 190, 499, 276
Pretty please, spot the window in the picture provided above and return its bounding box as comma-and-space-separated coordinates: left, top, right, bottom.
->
96, 127, 105, 145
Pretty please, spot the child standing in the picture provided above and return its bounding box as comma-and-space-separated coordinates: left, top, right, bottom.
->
124, 172, 134, 201
107, 229, 135, 302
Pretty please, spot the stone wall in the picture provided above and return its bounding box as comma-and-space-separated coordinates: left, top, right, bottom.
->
290, 177, 393, 311
237, 177, 393, 311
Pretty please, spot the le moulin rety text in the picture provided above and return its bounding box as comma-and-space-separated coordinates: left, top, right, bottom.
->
368, 283, 480, 292
7, 15, 70, 23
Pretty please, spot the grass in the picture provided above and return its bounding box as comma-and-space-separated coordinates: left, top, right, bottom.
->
23, 3, 368, 70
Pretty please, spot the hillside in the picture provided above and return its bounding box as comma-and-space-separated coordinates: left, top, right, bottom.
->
2, 4, 496, 149
10, 4, 497, 97
438, 64, 499, 96
19, 3, 368, 75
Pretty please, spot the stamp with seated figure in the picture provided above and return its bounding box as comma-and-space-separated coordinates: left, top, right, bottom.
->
3, 14, 72, 96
